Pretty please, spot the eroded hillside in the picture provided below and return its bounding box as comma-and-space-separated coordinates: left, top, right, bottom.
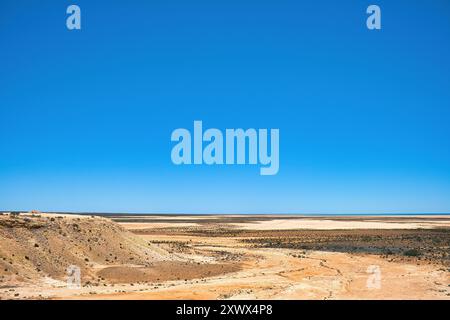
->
0, 213, 172, 288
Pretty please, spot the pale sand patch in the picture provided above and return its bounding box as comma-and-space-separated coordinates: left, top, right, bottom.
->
115, 216, 223, 220
230, 218, 450, 230
119, 222, 200, 230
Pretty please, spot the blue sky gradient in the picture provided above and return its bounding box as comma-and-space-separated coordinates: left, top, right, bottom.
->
1, 0, 450, 213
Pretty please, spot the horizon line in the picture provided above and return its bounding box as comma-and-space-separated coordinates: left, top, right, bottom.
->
2, 210, 450, 216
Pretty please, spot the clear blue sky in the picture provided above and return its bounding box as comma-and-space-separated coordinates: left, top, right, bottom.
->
1, 0, 450, 214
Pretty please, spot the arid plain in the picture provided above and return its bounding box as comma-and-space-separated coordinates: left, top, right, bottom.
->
0, 213, 449, 299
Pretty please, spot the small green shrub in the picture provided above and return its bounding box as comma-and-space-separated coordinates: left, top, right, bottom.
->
403, 249, 421, 257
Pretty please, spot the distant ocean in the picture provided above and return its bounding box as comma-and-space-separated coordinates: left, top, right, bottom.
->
3, 211, 448, 216
99, 212, 450, 216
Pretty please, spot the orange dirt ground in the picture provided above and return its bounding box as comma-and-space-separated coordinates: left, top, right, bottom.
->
0, 213, 449, 299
